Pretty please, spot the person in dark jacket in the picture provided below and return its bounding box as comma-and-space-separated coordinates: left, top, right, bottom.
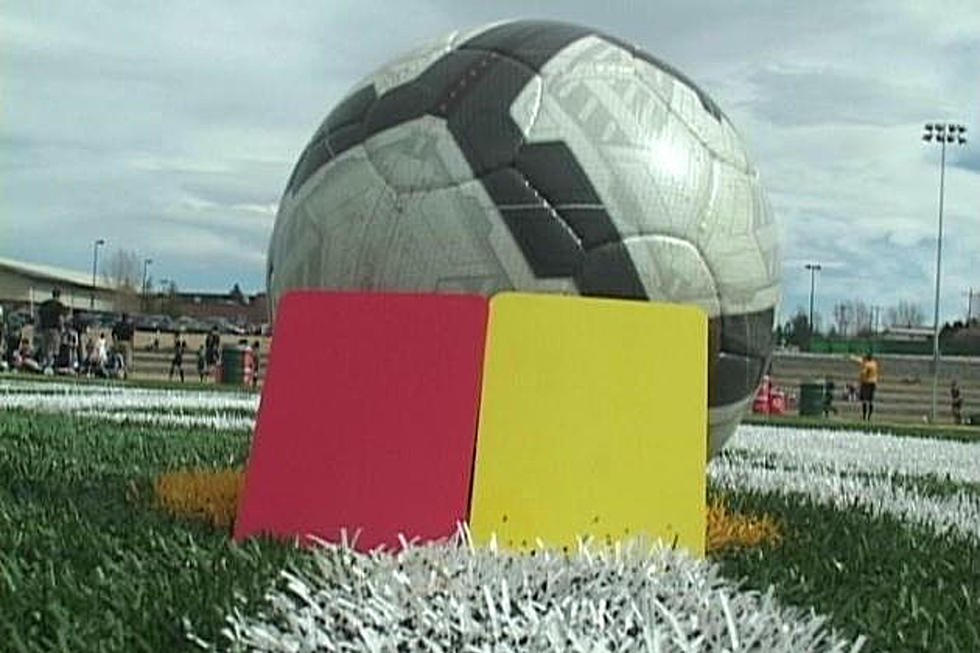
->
37, 288, 68, 368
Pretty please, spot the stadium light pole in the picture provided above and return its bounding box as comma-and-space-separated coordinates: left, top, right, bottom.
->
90, 238, 105, 309
142, 258, 153, 312
805, 263, 822, 345
922, 122, 967, 423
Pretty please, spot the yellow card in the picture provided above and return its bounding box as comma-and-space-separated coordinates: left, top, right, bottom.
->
469, 292, 707, 556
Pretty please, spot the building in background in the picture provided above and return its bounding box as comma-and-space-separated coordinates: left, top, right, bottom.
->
0, 255, 118, 313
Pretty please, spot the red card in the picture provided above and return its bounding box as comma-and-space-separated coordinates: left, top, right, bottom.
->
234, 291, 489, 551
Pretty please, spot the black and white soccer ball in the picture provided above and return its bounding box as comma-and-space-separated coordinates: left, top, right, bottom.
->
268, 20, 780, 457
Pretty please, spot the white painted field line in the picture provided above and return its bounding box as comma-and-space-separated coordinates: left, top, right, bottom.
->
714, 426, 980, 542
0, 381, 258, 413
76, 410, 255, 432
726, 425, 980, 485
209, 537, 863, 653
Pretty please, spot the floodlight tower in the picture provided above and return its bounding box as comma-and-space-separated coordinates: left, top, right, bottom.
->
805, 263, 822, 342
90, 238, 105, 309
142, 258, 153, 312
922, 122, 967, 423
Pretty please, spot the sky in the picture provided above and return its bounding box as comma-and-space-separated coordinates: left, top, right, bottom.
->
1, 1, 978, 326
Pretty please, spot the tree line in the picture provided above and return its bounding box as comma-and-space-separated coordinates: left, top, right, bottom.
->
778, 299, 927, 349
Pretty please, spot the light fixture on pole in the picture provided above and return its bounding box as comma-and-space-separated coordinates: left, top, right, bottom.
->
922, 121, 967, 423
91, 239, 105, 309
804, 263, 822, 344
142, 258, 153, 311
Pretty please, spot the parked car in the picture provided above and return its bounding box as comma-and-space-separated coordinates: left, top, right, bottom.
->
172, 316, 210, 334
133, 314, 175, 332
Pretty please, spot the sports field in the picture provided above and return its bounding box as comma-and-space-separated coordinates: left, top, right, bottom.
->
1, 375, 978, 651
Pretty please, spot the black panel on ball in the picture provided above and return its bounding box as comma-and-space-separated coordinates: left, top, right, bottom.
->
720, 308, 775, 359
498, 207, 584, 277
577, 242, 649, 299
325, 84, 378, 133
516, 143, 602, 206
710, 351, 766, 407
461, 20, 593, 71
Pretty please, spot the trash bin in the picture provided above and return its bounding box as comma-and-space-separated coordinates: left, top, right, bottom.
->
799, 381, 825, 417
220, 344, 254, 385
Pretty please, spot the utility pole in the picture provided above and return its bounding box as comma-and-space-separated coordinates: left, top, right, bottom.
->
91, 239, 105, 310
922, 122, 967, 423
805, 263, 822, 346
965, 288, 976, 323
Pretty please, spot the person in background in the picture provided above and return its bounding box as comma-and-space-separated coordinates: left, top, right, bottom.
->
196, 345, 207, 382
111, 313, 135, 374
205, 326, 221, 378
250, 340, 261, 388
849, 352, 880, 421
169, 332, 187, 383
107, 347, 126, 380
89, 332, 109, 377
37, 288, 68, 369
14, 338, 41, 373
951, 380, 964, 425
823, 376, 838, 417
82, 335, 96, 376
55, 326, 78, 374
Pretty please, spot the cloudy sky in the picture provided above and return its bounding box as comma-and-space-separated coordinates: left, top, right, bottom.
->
2, 1, 978, 326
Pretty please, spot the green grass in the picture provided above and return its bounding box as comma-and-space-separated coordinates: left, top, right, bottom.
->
713, 489, 980, 652
0, 410, 302, 652
2, 405, 978, 651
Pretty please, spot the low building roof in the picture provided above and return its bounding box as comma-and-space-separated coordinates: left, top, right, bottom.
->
0, 255, 118, 291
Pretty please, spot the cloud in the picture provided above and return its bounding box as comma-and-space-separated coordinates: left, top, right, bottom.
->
744, 66, 938, 128
0, 1, 978, 325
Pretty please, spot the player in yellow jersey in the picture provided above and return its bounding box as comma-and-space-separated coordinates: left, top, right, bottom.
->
850, 352, 879, 421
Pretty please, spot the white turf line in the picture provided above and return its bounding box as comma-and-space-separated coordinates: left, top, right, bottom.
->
0, 379, 258, 413
712, 426, 980, 543
725, 425, 980, 485
76, 410, 256, 432
197, 534, 864, 653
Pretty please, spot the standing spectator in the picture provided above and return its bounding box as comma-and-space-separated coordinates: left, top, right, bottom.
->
93, 332, 109, 374
951, 380, 964, 425
250, 340, 261, 388
169, 333, 187, 383
111, 313, 135, 374
822, 377, 838, 417
196, 345, 207, 382
37, 288, 68, 369
205, 326, 221, 377
55, 326, 79, 374
850, 352, 880, 421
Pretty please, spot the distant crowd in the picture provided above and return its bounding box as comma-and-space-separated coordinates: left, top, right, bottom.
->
0, 288, 260, 386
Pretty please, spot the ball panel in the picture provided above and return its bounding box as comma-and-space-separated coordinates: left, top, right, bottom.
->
459, 20, 593, 72
712, 352, 765, 409
363, 31, 458, 97
362, 116, 474, 192
708, 398, 752, 456
617, 235, 721, 318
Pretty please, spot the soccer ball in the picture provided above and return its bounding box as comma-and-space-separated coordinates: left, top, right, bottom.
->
268, 20, 779, 457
